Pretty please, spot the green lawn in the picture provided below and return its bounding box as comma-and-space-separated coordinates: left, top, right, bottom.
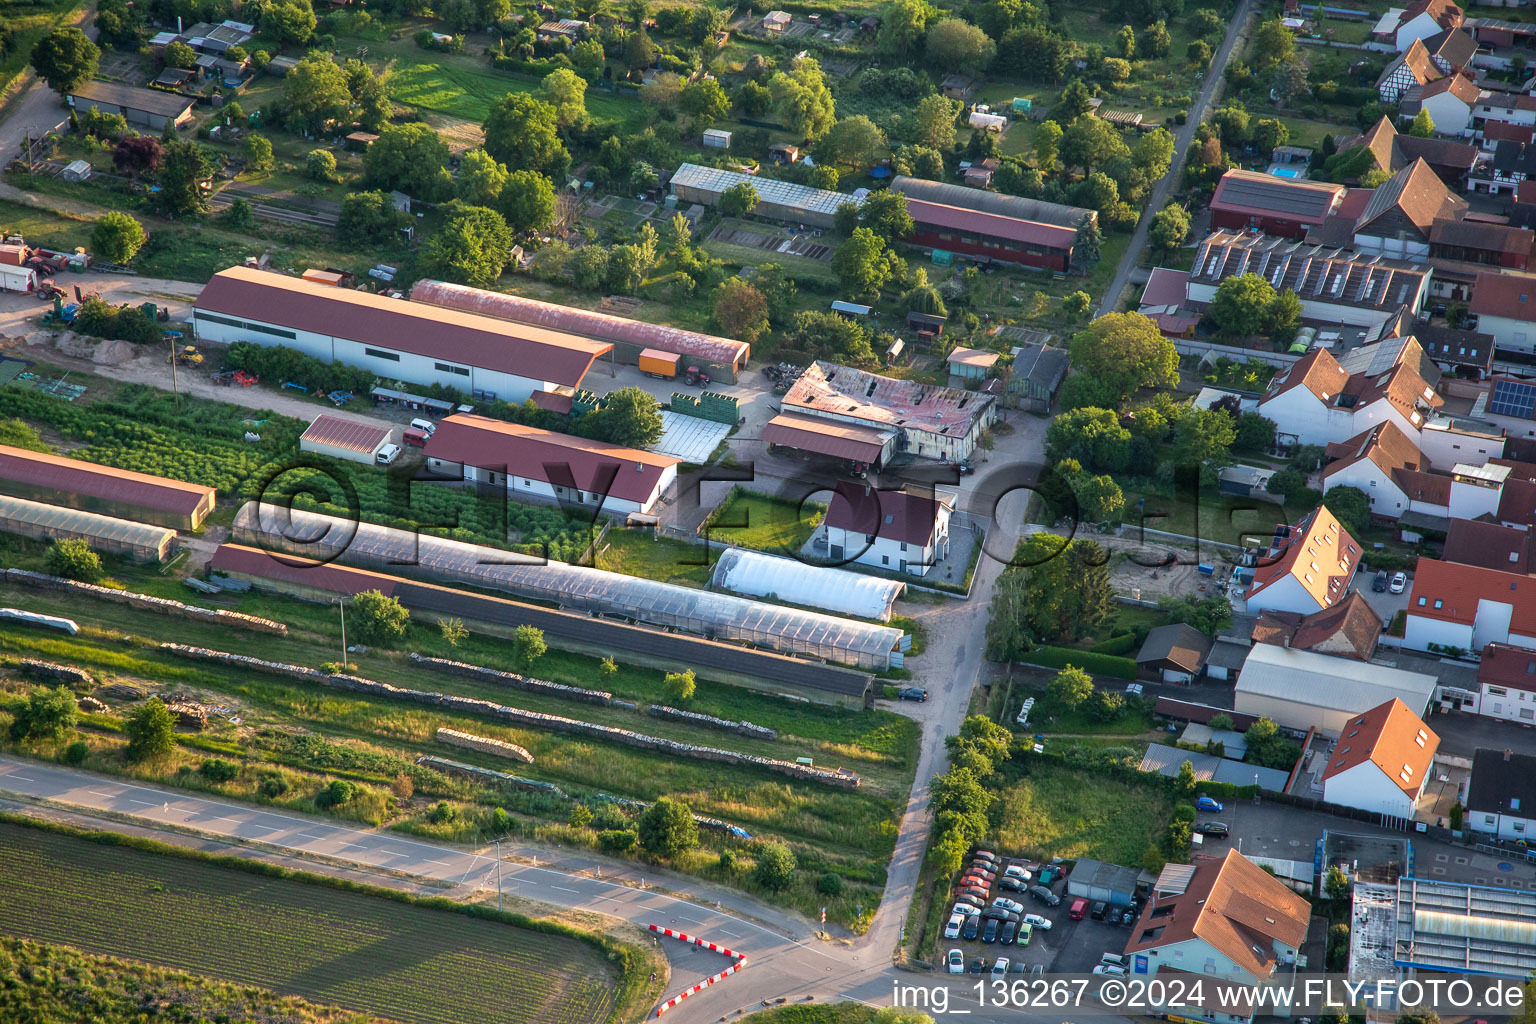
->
1119, 485, 1295, 546
391, 60, 640, 124
595, 528, 714, 586
705, 488, 824, 556
991, 763, 1172, 867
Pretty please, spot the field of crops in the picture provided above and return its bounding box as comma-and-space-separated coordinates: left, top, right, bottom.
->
0, 821, 620, 1024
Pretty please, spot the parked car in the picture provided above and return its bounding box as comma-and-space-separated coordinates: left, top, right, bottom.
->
972, 850, 998, 863
1009, 961, 1029, 973
1003, 865, 1032, 881
999, 877, 1027, 893
981, 918, 1000, 943
992, 897, 1026, 914
947, 949, 964, 974
1093, 964, 1127, 976
1069, 898, 1089, 921
1090, 900, 1108, 920
982, 907, 1011, 921
960, 886, 990, 901
1028, 886, 1061, 907
1196, 822, 1230, 837
1390, 571, 1408, 594
1015, 922, 1033, 947
1024, 913, 1053, 931
896, 687, 928, 702
1102, 953, 1128, 968
402, 428, 430, 447
967, 865, 997, 879
1196, 796, 1224, 812
409, 417, 436, 436
968, 958, 986, 974
962, 915, 981, 941
955, 895, 985, 910
953, 901, 981, 916
999, 920, 1018, 945
944, 914, 964, 939
992, 957, 1010, 974
961, 878, 991, 893
1372, 570, 1389, 592
375, 442, 402, 466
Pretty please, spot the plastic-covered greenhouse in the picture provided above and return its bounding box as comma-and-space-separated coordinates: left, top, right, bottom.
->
234, 502, 903, 669
709, 548, 905, 622
0, 494, 175, 561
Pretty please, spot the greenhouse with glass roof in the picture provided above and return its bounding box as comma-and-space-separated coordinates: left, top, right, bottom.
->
709, 547, 905, 621
0, 494, 176, 561
233, 502, 906, 669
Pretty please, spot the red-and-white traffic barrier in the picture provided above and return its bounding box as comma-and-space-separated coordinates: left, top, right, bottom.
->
648, 923, 749, 1017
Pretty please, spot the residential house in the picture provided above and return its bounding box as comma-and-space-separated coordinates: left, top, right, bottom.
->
1481, 375, 1536, 435
1400, 73, 1481, 135
1136, 624, 1213, 684
1466, 746, 1536, 839
822, 483, 955, 577
1250, 590, 1384, 661
1382, 0, 1465, 51
1469, 643, 1536, 722
1122, 850, 1311, 1024
1426, 219, 1535, 304
1470, 273, 1536, 351
1005, 343, 1069, 411
1421, 27, 1480, 73
1414, 322, 1496, 378
1319, 698, 1440, 818
1403, 555, 1536, 652
1207, 170, 1347, 240
1353, 159, 1470, 258
1138, 266, 1201, 337
1319, 420, 1446, 521
1255, 340, 1443, 449
1335, 117, 1479, 188
1378, 39, 1444, 103
1244, 506, 1364, 617
1441, 516, 1534, 572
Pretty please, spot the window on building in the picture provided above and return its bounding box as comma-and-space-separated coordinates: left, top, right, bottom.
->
881, 554, 889, 565
434, 362, 470, 376
1517, 821, 1528, 832
1490, 687, 1509, 696
364, 347, 400, 362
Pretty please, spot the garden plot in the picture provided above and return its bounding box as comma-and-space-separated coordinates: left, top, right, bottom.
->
707, 225, 833, 261
654, 411, 731, 463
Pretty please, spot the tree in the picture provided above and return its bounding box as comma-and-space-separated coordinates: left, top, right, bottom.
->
1056, 79, 1094, 123
46, 538, 104, 582
90, 211, 146, 265
1272, 59, 1310, 107
1251, 118, 1290, 156
157, 139, 212, 215
899, 271, 946, 318
1187, 38, 1212, 66
910, 94, 959, 149
345, 59, 392, 132
30, 27, 98, 96
1251, 18, 1296, 70
283, 52, 351, 133
1068, 313, 1178, 408
817, 115, 886, 168
541, 67, 588, 128
753, 841, 797, 889
832, 227, 894, 299
420, 204, 516, 288
513, 624, 548, 666
768, 58, 837, 141
1075, 472, 1125, 523
264, 0, 317, 44
305, 148, 337, 182
1034, 120, 1063, 172
1046, 407, 1133, 472
1115, 24, 1136, 60
242, 133, 273, 175
1209, 273, 1278, 338
338, 191, 407, 244
623, 27, 658, 69
734, 80, 772, 117
1060, 117, 1129, 173
1048, 665, 1094, 709
455, 148, 507, 206
586, 386, 663, 448
1062, 291, 1092, 321
112, 136, 163, 176
1409, 108, 1435, 138
125, 697, 176, 762
1132, 127, 1176, 175
924, 18, 995, 73
1074, 171, 1120, 216
1266, 467, 1307, 501
808, 165, 840, 190
1149, 204, 1190, 254
439, 616, 469, 646
879, 0, 934, 54
1139, 19, 1171, 58
1143, 845, 1166, 874
1323, 485, 1371, 536
785, 310, 876, 364
484, 94, 570, 180
714, 278, 769, 342
1269, 289, 1302, 342
1159, 595, 1234, 637
859, 189, 914, 243
663, 670, 696, 702
1176, 759, 1198, 795
679, 77, 730, 129
1325, 865, 1351, 903
365, 122, 452, 200
1172, 407, 1237, 473
163, 40, 196, 69
351, 589, 410, 644
719, 181, 759, 218
10, 686, 78, 742
1210, 103, 1251, 147
497, 169, 557, 233
638, 797, 698, 857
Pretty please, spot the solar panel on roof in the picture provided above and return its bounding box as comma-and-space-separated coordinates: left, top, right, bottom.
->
1491, 379, 1536, 420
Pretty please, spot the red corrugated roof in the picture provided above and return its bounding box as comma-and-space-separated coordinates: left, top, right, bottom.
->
300, 414, 391, 454
196, 267, 613, 388
824, 482, 953, 546
209, 543, 399, 595
759, 413, 891, 463
902, 198, 1078, 250
422, 414, 677, 504
0, 443, 214, 517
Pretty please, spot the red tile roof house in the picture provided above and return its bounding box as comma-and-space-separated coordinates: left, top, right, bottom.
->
1319, 698, 1439, 818
422, 414, 680, 518
1468, 642, 1536, 723
1379, 0, 1464, 52
1404, 555, 1536, 655
0, 443, 215, 531
1122, 851, 1311, 1024
1255, 339, 1442, 448
1207, 169, 1346, 240
1244, 506, 1364, 617
1470, 271, 1536, 354
1320, 420, 1448, 523
822, 482, 955, 577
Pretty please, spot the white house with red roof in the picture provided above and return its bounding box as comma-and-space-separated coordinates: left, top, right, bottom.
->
1466, 643, 1536, 722
822, 482, 955, 577
1320, 420, 1450, 522
1404, 556, 1536, 654
1257, 340, 1443, 449
1320, 698, 1439, 818
1376, 0, 1464, 52
1245, 507, 1364, 617
1122, 851, 1311, 1023
1469, 271, 1536, 353
422, 414, 679, 517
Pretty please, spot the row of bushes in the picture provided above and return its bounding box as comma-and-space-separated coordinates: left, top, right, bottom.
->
224, 341, 378, 399
1088, 633, 1138, 656
1018, 646, 1137, 680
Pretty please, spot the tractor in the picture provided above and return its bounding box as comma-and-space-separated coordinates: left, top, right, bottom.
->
169, 345, 204, 366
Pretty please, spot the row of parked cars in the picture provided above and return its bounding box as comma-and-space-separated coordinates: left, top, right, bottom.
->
942, 850, 1057, 950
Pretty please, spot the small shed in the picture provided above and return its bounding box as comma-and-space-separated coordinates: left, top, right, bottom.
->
702, 128, 731, 149
389, 190, 412, 213
61, 160, 92, 183
1011, 97, 1032, 114
1066, 858, 1140, 906
1007, 343, 1067, 411
267, 54, 299, 75
940, 74, 975, 99
763, 10, 792, 32
831, 300, 871, 318
767, 143, 800, 164
299, 414, 393, 464
946, 346, 1000, 382
1205, 634, 1252, 682
345, 131, 379, 150
1136, 623, 1213, 684
907, 311, 946, 339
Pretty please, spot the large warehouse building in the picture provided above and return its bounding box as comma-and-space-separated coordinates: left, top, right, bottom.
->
423, 414, 679, 517
232, 502, 907, 670
670, 163, 850, 229
193, 267, 614, 404
0, 444, 215, 531
888, 176, 1097, 272
1208, 169, 1348, 240
410, 280, 751, 383
1234, 643, 1438, 736
0, 494, 175, 561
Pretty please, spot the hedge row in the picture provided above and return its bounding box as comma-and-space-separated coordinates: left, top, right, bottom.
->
1018, 647, 1138, 680
1088, 633, 1138, 656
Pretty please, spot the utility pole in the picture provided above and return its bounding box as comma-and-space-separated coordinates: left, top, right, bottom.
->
491, 836, 509, 912
337, 598, 347, 663
167, 333, 179, 407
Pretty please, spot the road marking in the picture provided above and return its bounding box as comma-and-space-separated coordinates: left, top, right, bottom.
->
3, 775, 35, 783
547, 885, 579, 893
87, 790, 118, 797
129, 798, 155, 806
297, 833, 328, 841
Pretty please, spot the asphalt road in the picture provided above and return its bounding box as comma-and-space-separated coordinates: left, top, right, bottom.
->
1095, 0, 1256, 318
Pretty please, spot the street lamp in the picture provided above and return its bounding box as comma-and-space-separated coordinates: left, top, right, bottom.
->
490, 835, 510, 912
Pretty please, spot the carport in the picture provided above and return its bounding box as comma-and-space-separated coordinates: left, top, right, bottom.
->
759, 413, 895, 468
1066, 859, 1140, 907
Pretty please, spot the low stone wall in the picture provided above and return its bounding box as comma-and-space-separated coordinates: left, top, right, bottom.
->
3, 569, 287, 635
416, 755, 565, 795
160, 644, 860, 790
648, 704, 776, 740
409, 653, 612, 705
17, 659, 94, 685
436, 726, 534, 764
